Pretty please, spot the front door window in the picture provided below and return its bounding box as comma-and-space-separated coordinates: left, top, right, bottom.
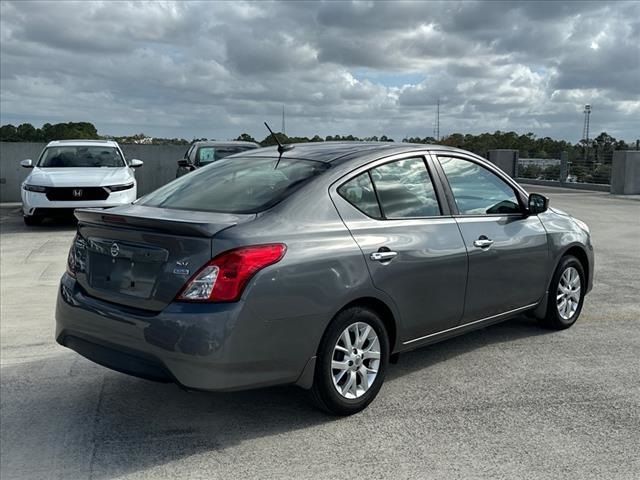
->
439, 156, 521, 215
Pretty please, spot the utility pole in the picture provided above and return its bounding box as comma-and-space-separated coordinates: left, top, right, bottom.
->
434, 98, 440, 141
282, 105, 286, 136
582, 104, 591, 162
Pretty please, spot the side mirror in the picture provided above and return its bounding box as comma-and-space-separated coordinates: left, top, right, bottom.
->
177, 159, 189, 167
528, 193, 549, 215
129, 159, 143, 168
20, 159, 33, 168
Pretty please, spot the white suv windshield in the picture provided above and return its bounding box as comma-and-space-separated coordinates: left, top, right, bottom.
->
38, 146, 125, 168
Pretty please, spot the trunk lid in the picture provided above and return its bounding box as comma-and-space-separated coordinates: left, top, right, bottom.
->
73, 205, 254, 311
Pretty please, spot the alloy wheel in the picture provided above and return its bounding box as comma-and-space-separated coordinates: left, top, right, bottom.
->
331, 322, 381, 399
557, 266, 581, 320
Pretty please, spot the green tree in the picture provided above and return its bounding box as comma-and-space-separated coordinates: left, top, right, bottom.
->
236, 133, 257, 143
259, 132, 289, 147
16, 123, 39, 141
0, 124, 18, 141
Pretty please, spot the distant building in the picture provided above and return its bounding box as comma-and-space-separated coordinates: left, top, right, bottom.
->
519, 158, 561, 168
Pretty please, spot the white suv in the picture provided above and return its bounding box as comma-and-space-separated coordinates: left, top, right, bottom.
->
20, 140, 143, 225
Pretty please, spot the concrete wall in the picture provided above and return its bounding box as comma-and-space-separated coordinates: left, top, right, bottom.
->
120, 144, 187, 196
487, 149, 519, 177
0, 143, 45, 203
610, 150, 640, 195
0, 142, 187, 203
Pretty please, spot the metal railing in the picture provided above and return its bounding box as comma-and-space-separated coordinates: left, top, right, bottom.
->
517, 149, 617, 186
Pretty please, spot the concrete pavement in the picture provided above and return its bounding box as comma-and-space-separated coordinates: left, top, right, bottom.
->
1, 186, 639, 479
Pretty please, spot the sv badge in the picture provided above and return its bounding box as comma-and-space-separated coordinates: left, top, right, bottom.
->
173, 260, 190, 276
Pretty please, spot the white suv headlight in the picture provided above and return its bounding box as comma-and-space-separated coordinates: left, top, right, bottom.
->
105, 182, 134, 192
23, 184, 47, 192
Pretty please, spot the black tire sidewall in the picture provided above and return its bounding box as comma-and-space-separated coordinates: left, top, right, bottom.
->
313, 307, 389, 415
23, 216, 42, 226
546, 255, 586, 328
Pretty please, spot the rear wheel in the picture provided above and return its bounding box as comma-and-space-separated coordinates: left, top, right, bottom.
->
311, 307, 389, 415
541, 255, 585, 330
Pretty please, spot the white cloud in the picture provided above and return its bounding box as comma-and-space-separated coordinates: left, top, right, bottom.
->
0, 0, 638, 142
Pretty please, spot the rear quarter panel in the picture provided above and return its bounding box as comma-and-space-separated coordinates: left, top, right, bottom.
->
210, 177, 403, 374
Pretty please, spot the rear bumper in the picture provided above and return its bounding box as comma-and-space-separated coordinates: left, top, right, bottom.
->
55, 274, 315, 391
59, 335, 175, 383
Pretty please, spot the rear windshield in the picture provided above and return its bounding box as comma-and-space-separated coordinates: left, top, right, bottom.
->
138, 157, 329, 213
38, 146, 125, 168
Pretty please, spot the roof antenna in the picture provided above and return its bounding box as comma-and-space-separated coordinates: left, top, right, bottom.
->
264, 122, 293, 169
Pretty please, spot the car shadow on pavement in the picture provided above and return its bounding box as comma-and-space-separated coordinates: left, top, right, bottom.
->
0, 315, 552, 479
0, 208, 77, 234
386, 314, 553, 383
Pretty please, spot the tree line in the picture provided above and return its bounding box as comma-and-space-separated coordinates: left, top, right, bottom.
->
0, 122, 99, 142
2, 121, 636, 167
238, 130, 636, 166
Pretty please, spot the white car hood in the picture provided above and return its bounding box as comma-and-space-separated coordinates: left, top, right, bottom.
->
26, 167, 133, 187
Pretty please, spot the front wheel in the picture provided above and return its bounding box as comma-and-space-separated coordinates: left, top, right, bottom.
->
541, 255, 585, 330
311, 307, 389, 415
23, 215, 42, 226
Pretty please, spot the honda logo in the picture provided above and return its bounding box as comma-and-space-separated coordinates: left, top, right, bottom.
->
72, 189, 83, 198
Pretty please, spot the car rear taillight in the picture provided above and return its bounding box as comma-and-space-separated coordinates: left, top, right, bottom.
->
176, 244, 286, 302
66, 239, 77, 278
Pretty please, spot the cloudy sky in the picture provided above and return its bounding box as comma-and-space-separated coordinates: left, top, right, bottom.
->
1, 0, 638, 142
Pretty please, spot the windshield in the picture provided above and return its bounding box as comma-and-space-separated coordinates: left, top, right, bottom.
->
197, 146, 256, 165
138, 157, 329, 213
38, 146, 125, 168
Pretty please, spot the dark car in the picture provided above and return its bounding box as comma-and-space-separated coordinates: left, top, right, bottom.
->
57, 142, 593, 415
176, 140, 259, 177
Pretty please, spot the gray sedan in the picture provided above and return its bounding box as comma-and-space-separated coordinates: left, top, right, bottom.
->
56, 143, 593, 415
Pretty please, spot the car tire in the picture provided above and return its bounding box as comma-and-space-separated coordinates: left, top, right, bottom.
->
541, 255, 586, 330
23, 215, 42, 226
310, 306, 389, 416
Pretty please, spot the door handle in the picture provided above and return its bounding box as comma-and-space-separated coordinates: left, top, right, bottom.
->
473, 236, 494, 249
370, 251, 398, 262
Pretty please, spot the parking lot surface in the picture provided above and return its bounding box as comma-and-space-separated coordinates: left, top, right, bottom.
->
1, 186, 639, 480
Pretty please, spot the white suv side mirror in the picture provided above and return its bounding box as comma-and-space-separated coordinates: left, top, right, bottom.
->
129, 159, 144, 168
20, 159, 34, 168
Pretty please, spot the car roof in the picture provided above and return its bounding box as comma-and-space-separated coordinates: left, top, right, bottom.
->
45, 139, 120, 148
240, 141, 472, 164
192, 141, 259, 148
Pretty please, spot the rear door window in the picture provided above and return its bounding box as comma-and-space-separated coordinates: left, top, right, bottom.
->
337, 157, 441, 219
370, 157, 441, 218
338, 172, 382, 218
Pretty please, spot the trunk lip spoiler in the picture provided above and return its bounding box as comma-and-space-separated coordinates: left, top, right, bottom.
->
74, 207, 254, 237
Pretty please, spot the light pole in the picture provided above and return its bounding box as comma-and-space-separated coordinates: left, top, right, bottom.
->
582, 104, 591, 163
